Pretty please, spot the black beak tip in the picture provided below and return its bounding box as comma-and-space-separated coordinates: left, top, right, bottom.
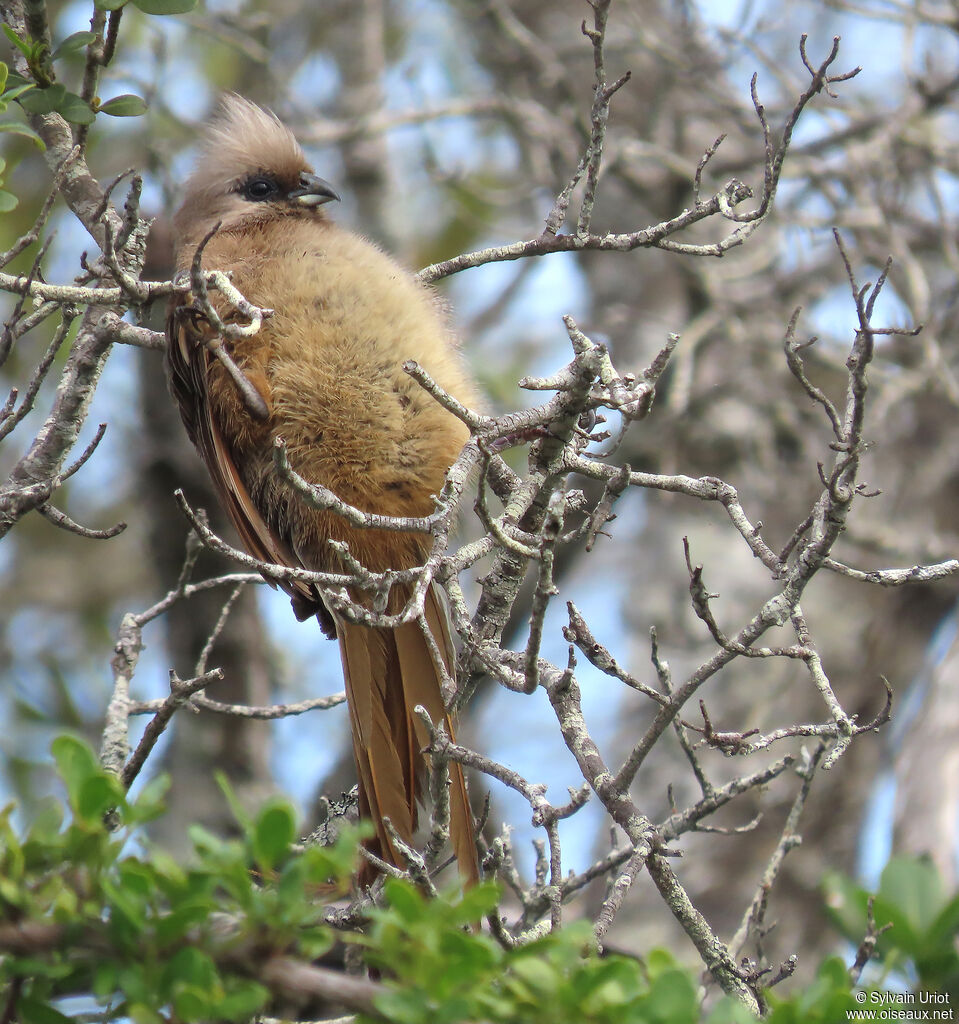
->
293, 172, 340, 206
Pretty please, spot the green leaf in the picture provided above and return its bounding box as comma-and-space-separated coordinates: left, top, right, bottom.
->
95, 0, 129, 10
928, 888, 959, 948
645, 947, 681, 978
98, 93, 148, 117
19, 83, 66, 114
218, 978, 270, 1020
14, 997, 73, 1024
0, 189, 17, 212
214, 771, 252, 830
0, 876, 23, 904
155, 900, 211, 944
172, 988, 212, 1023
165, 946, 219, 988
128, 1003, 165, 1024
375, 988, 434, 1024
127, 771, 170, 824
4, 70, 32, 91
2, 82, 37, 103
51, 883, 78, 919
56, 92, 95, 125
103, 879, 148, 938
52, 31, 98, 58
78, 774, 123, 820
117, 859, 158, 901
707, 996, 762, 1024
0, 120, 44, 148
165, 948, 222, 1021
131, 0, 198, 12
188, 823, 229, 857
298, 823, 365, 886
448, 880, 500, 925
508, 953, 557, 992
2, 25, 34, 59
822, 870, 871, 945
187, 824, 253, 903
51, 735, 100, 810
646, 968, 699, 1023
815, 955, 851, 990
880, 855, 943, 935
92, 961, 120, 999
384, 878, 426, 923
0, 63, 7, 93
148, 847, 188, 891
253, 801, 296, 870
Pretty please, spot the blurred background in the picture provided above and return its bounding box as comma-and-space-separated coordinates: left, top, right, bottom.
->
2, 0, 959, 973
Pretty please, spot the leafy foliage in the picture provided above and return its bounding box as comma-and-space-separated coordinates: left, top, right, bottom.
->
825, 855, 959, 998
360, 885, 860, 1024
0, 59, 44, 209
0, 17, 169, 131
0, 736, 355, 1022
2, 738, 959, 1021
364, 907, 707, 1024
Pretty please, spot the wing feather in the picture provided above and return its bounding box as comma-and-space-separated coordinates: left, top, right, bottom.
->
166, 301, 334, 634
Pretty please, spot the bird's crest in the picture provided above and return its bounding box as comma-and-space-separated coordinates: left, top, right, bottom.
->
173, 95, 313, 245
201, 95, 307, 186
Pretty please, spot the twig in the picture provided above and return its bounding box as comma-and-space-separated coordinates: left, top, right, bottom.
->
729, 744, 826, 960
848, 896, 893, 985
127, 692, 346, 720
121, 670, 223, 790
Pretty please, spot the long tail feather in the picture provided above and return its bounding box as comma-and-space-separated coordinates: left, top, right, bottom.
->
337, 585, 479, 887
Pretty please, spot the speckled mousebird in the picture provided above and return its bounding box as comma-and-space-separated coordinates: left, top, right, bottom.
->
166, 95, 479, 886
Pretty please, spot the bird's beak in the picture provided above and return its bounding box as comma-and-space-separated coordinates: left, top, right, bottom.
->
290, 172, 340, 207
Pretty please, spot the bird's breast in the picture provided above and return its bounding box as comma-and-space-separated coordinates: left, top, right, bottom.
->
214, 224, 473, 574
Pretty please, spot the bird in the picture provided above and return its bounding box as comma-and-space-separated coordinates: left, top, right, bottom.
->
165, 95, 479, 887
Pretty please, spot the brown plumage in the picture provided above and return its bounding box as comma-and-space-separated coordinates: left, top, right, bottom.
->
166, 95, 479, 886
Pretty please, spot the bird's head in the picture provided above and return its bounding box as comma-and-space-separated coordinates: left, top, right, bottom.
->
173, 94, 339, 248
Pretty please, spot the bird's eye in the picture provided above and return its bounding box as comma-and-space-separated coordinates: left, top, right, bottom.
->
243, 177, 279, 201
